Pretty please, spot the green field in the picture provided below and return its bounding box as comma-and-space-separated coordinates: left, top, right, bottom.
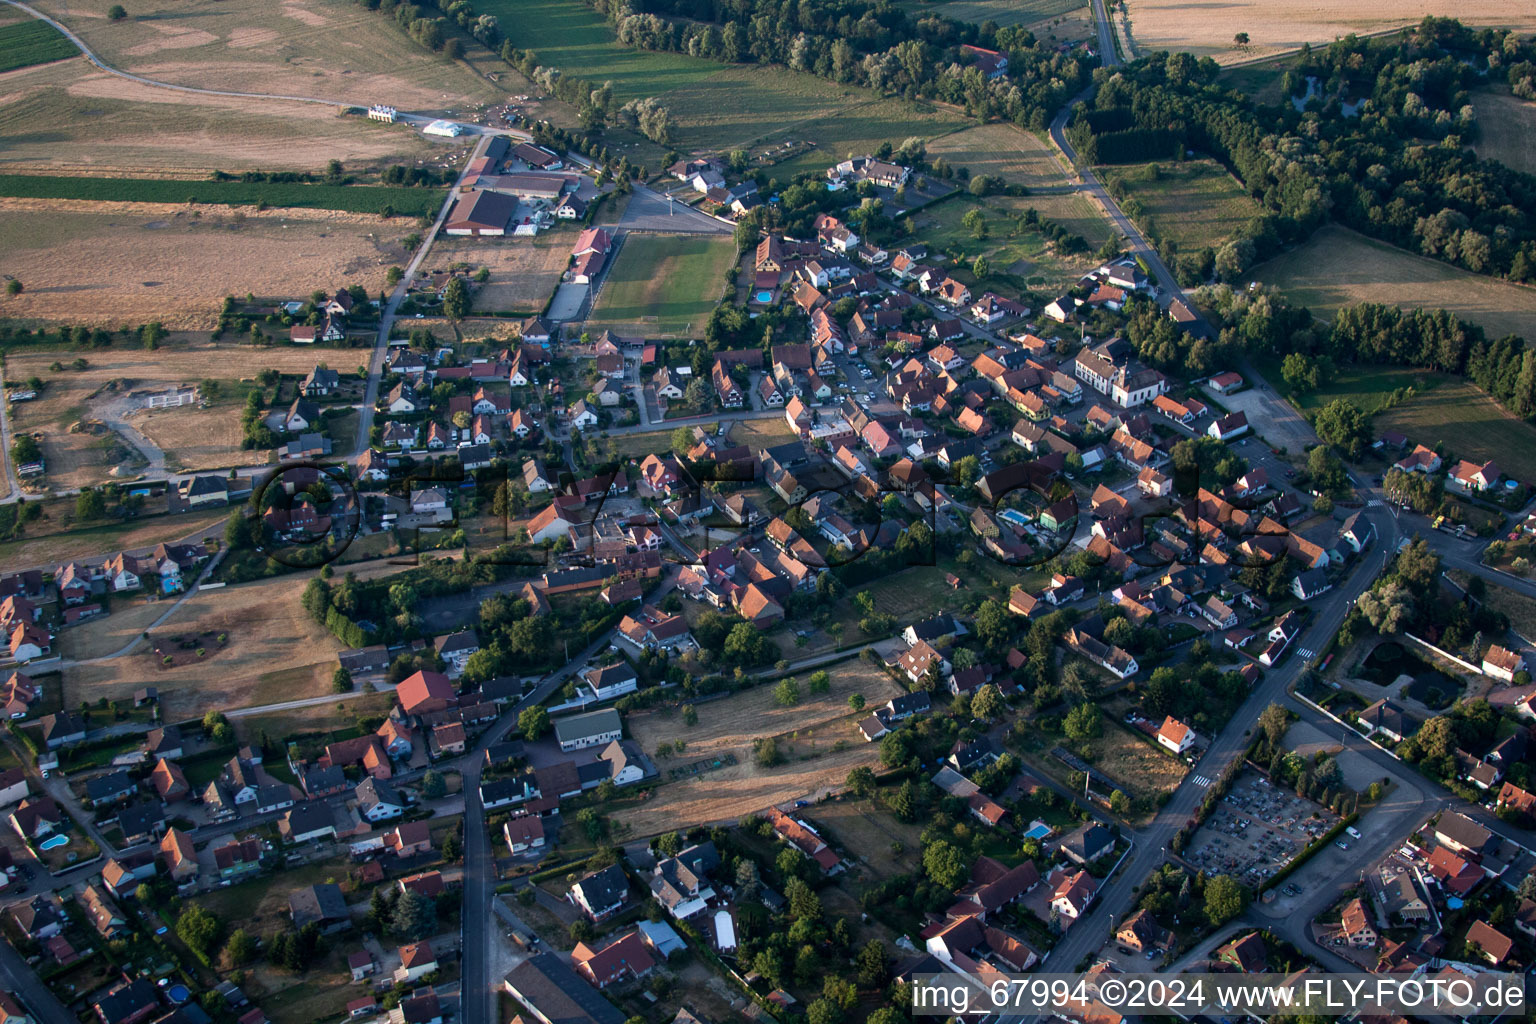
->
586, 234, 737, 335
0, 19, 77, 73
1217, 56, 1298, 106
895, 0, 1084, 27
903, 192, 1106, 292
478, 0, 718, 101
1377, 378, 1536, 483
1253, 355, 1444, 417
1105, 159, 1263, 253
0, 174, 443, 216
1254, 224, 1536, 344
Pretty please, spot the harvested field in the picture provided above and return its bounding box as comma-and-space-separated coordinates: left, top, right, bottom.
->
927, 123, 1074, 192
615, 661, 905, 836
1105, 160, 1263, 253
0, 173, 443, 216
31, 0, 505, 109
0, 199, 406, 328
1125, 0, 1536, 65
1254, 225, 1536, 344
894, 0, 1085, 27
0, 61, 455, 174
6, 342, 342, 488
1376, 378, 1536, 484
231, 692, 396, 745
0, 506, 228, 578
586, 234, 736, 337
62, 573, 344, 721
728, 418, 800, 448
432, 230, 578, 314
1472, 88, 1536, 176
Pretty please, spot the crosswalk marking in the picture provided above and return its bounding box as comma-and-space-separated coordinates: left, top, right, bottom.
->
1367, 499, 1383, 507
1296, 647, 1314, 659
1191, 775, 1213, 787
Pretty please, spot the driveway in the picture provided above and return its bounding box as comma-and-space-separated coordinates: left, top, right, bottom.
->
1206, 380, 1319, 453
547, 283, 588, 321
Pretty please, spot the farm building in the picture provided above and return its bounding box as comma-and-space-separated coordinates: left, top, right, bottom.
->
444, 191, 518, 237
423, 119, 464, 137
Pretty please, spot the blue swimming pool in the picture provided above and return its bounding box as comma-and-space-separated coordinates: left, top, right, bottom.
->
755, 290, 773, 302
998, 508, 1032, 528
1023, 822, 1053, 841
167, 985, 191, 1004
38, 834, 68, 851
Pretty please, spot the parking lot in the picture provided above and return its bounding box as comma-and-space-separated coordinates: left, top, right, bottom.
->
1184, 772, 1340, 890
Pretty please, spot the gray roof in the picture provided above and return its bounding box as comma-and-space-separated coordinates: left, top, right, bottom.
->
553, 708, 622, 745
87, 771, 136, 802
356, 776, 403, 812
116, 800, 164, 837
502, 953, 626, 1024
571, 863, 629, 911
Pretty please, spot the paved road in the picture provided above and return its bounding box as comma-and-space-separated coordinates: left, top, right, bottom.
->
1089, 0, 1119, 64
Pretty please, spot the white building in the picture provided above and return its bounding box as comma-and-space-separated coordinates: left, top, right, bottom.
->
424, 119, 464, 138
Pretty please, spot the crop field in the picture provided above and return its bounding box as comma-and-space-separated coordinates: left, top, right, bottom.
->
1125, 0, 1536, 65
477, 0, 718, 101
0, 62, 455, 175
30, 0, 505, 109
586, 234, 737, 336
1472, 89, 1536, 176
894, 0, 1085, 27
1376, 378, 1536, 484
5, 342, 343, 488
1106, 160, 1263, 253
0, 201, 405, 328
1254, 224, 1536, 343
62, 573, 343, 720
615, 661, 905, 836
927, 123, 1073, 191
0, 173, 443, 216
432, 231, 578, 314
0, 18, 77, 73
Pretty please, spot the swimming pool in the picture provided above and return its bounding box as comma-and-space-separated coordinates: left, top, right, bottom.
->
998, 508, 1032, 528
1022, 822, 1053, 841
755, 290, 773, 303
167, 985, 191, 1004
38, 834, 68, 851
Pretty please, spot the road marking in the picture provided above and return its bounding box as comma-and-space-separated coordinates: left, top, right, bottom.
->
1296, 647, 1314, 659
1367, 499, 1383, 507
1191, 775, 1213, 787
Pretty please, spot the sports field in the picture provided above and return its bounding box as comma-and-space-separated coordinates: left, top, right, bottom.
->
1126, 0, 1536, 65
0, 17, 77, 73
1254, 224, 1536, 343
1376, 378, 1536, 484
1105, 159, 1263, 253
894, 0, 1085, 27
478, 0, 718, 101
586, 234, 736, 336
1472, 88, 1536, 176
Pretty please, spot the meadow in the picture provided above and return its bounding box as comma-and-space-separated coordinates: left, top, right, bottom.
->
586, 234, 737, 336
0, 173, 443, 215
1376, 379, 1536, 483
1254, 224, 1536, 343
894, 0, 1085, 28
926, 123, 1073, 191
0, 18, 77, 73
903, 192, 1106, 292
1105, 159, 1264, 253
1471, 88, 1536, 176
1125, 0, 1536, 65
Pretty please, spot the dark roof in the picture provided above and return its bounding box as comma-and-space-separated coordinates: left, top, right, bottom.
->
116, 800, 164, 837
86, 771, 136, 802
94, 979, 160, 1024
573, 863, 629, 909
502, 953, 627, 1024
1436, 812, 1492, 853
289, 882, 349, 927
1060, 822, 1114, 861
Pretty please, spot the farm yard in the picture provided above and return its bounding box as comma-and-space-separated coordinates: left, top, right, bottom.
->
1105, 159, 1264, 254
1124, 0, 1536, 64
1471, 88, 1536, 176
433, 231, 579, 315
1375, 378, 1536, 484
0, 17, 77, 73
1253, 224, 1536, 343
61, 573, 345, 720
0, 200, 405, 327
586, 234, 737, 337
0, 61, 456, 175
4, 341, 347, 488
27, 0, 507, 110
614, 660, 905, 837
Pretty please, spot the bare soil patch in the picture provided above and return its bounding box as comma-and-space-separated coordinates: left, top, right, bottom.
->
431, 230, 579, 314
1126, 0, 1536, 65
0, 199, 405, 328
63, 574, 343, 721
616, 661, 904, 836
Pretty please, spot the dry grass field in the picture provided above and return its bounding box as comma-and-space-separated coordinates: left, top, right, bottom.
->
0, 199, 405, 327
927, 123, 1073, 192
0, 505, 228, 577
62, 573, 343, 720
1472, 88, 1536, 176
1125, 0, 1536, 65
32, 0, 505, 109
802, 798, 927, 879
1376, 379, 1536, 484
6, 342, 340, 487
432, 230, 577, 314
615, 661, 905, 836
0, 59, 463, 175
1253, 224, 1536, 343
